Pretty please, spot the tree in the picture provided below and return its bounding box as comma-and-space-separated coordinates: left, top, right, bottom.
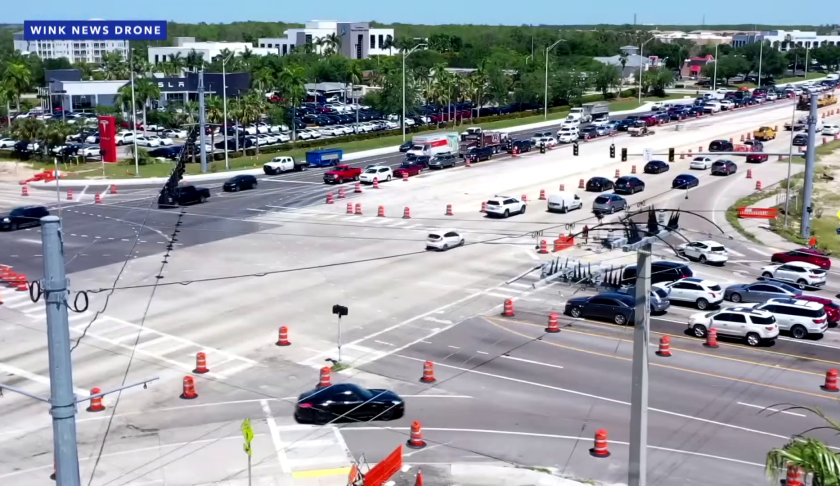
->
42, 121, 74, 158
466, 63, 489, 119
0, 83, 13, 128
240, 92, 264, 155
551, 68, 586, 107
323, 33, 342, 56
185, 49, 205, 72
4, 62, 32, 111
277, 64, 307, 142
593, 63, 621, 98
486, 63, 510, 109
100, 52, 128, 80
205, 95, 224, 155
11, 117, 44, 156
618, 53, 628, 88
347, 61, 364, 123
382, 36, 395, 56
701, 55, 749, 85
641, 67, 674, 97
252, 67, 275, 94
134, 77, 161, 136
73, 61, 95, 80
765, 405, 840, 486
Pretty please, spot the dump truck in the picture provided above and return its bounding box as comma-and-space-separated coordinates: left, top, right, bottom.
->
798, 93, 839, 110
458, 128, 507, 157
567, 102, 610, 124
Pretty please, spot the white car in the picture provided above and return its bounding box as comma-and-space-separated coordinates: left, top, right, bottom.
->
761, 262, 827, 289
687, 306, 778, 346
263, 156, 296, 174
690, 156, 713, 170
703, 101, 721, 113
557, 129, 578, 143
297, 130, 312, 140
256, 123, 270, 134
145, 124, 164, 132
243, 125, 258, 135
115, 132, 134, 145
134, 136, 162, 147
426, 229, 465, 251
757, 298, 828, 339
538, 137, 558, 148
153, 135, 174, 146
591, 118, 610, 127
276, 133, 291, 143
319, 126, 340, 137
260, 133, 279, 144
247, 135, 266, 146
653, 278, 724, 310
336, 125, 354, 135
530, 131, 553, 145
484, 196, 526, 218
269, 124, 287, 133
766, 92, 778, 101
719, 99, 734, 111
307, 128, 322, 138
0, 138, 16, 148
822, 124, 840, 136
678, 241, 728, 264
163, 129, 187, 139
85, 134, 99, 144
358, 165, 393, 184
79, 146, 100, 157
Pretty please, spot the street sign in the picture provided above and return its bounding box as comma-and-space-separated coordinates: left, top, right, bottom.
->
643, 148, 652, 162
241, 419, 254, 456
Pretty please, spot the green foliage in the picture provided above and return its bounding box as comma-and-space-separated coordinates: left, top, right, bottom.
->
641, 67, 674, 97
592, 63, 621, 98
701, 55, 750, 85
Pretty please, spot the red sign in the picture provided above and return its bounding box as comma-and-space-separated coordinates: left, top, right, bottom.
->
738, 207, 778, 219
733, 144, 750, 152
364, 445, 403, 486
98, 115, 117, 163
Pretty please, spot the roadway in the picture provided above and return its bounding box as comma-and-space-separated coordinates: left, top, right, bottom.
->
1, 94, 838, 485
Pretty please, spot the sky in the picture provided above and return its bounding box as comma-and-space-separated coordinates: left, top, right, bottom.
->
2, 0, 830, 26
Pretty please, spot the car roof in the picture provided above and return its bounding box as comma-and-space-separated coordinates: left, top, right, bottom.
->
721, 306, 774, 316
780, 261, 820, 269
366, 165, 388, 169
764, 298, 824, 309
693, 240, 720, 246
595, 292, 634, 302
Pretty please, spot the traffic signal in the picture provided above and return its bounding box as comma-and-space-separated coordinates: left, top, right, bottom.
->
668, 147, 675, 162
610, 144, 615, 159
621, 148, 628, 162
573, 142, 579, 156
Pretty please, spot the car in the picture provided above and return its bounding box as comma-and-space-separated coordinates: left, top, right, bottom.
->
719, 99, 734, 111
669, 109, 688, 121
0, 138, 16, 148
708, 140, 733, 152
616, 118, 637, 131
78, 145, 101, 157
393, 162, 424, 178
724, 281, 802, 303
616, 286, 671, 314
323, 164, 362, 183
756, 298, 828, 339
223, 174, 258, 192
163, 129, 187, 139
761, 262, 827, 289
485, 196, 526, 218
823, 124, 840, 136
359, 165, 393, 184
538, 136, 558, 148
794, 295, 840, 325
297, 129, 312, 140
426, 229, 464, 251
150, 135, 174, 146
507, 139, 533, 153
687, 307, 778, 346
258, 133, 278, 144
678, 241, 728, 264
672, 174, 699, 189
294, 382, 404, 425
753, 126, 777, 141
173, 184, 211, 205
428, 153, 457, 169
466, 146, 494, 162
771, 248, 831, 269
530, 131, 553, 145
792, 134, 808, 146
688, 106, 705, 117
276, 133, 291, 143
613, 176, 645, 194
690, 156, 713, 170
133, 136, 161, 147
703, 101, 722, 113
654, 277, 724, 310
547, 191, 583, 213
557, 129, 578, 143
644, 160, 670, 174
593, 125, 611, 137
0, 205, 49, 231
84, 134, 100, 144
149, 146, 181, 159
565, 292, 637, 325
399, 141, 413, 152
586, 177, 614, 192
580, 126, 599, 140
591, 117, 611, 127
622, 260, 693, 285
592, 193, 627, 214
711, 160, 737, 176
639, 115, 658, 126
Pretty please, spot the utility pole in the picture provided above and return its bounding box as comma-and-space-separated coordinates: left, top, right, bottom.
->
800, 92, 819, 239
198, 69, 208, 174
629, 243, 650, 486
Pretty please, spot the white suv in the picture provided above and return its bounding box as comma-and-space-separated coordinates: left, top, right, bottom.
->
485, 196, 526, 218
688, 306, 779, 347
654, 278, 724, 310
689, 156, 713, 170
760, 262, 827, 289
557, 128, 578, 143
756, 298, 829, 339
359, 165, 393, 184
678, 241, 728, 264
530, 131, 553, 145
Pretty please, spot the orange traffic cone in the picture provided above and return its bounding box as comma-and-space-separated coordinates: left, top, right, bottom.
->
67, 190, 74, 201
445, 204, 453, 216
355, 203, 363, 215
193, 352, 209, 374
403, 207, 411, 219
318, 367, 332, 388
373, 178, 380, 189
21, 186, 29, 196
276, 326, 291, 346
109, 184, 117, 194
590, 429, 611, 457
407, 421, 426, 449
377, 206, 386, 217
354, 182, 362, 193
420, 361, 436, 383
539, 189, 546, 200
326, 193, 334, 204
94, 194, 102, 204
180, 376, 198, 399
86, 388, 105, 412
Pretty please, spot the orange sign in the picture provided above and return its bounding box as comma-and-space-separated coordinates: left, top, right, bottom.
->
364, 445, 403, 486
733, 145, 751, 152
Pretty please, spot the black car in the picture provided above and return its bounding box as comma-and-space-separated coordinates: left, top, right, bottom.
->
622, 261, 694, 285
644, 160, 670, 174
711, 160, 738, 176
294, 383, 405, 425
0, 205, 49, 231
743, 140, 764, 152
223, 174, 258, 192
580, 126, 599, 139
792, 134, 808, 146
399, 141, 413, 152
672, 174, 699, 189
507, 139, 533, 153
688, 106, 705, 117
614, 176, 645, 194
149, 146, 182, 159
467, 146, 493, 162
428, 153, 457, 169
565, 292, 637, 325
709, 140, 734, 152
586, 176, 614, 192
616, 117, 638, 131
669, 109, 687, 121
173, 184, 211, 205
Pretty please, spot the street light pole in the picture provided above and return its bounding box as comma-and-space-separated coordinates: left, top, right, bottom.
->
222, 52, 233, 171
638, 38, 654, 105
783, 95, 798, 229
130, 48, 139, 177
758, 39, 764, 89
402, 42, 426, 141
712, 43, 719, 92
544, 39, 565, 120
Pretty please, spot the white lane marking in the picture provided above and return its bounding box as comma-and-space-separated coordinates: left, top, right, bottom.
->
448, 345, 460, 349
476, 351, 489, 355
394, 354, 799, 442
17, 238, 41, 245
400, 395, 473, 399
508, 282, 531, 289
0, 362, 89, 397
374, 340, 395, 347
247, 208, 266, 212
737, 402, 806, 417
342, 427, 766, 468
331, 425, 355, 466
261, 399, 291, 474
423, 317, 453, 325
486, 292, 521, 299
501, 355, 564, 369
750, 247, 774, 257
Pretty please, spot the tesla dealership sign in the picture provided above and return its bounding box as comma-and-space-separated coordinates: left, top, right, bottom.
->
24, 20, 167, 40
99, 116, 117, 163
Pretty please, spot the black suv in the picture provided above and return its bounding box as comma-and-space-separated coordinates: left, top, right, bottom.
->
174, 185, 211, 205
0, 205, 49, 231
709, 140, 734, 152
223, 174, 258, 192
467, 146, 493, 162
622, 261, 693, 285
507, 139, 533, 154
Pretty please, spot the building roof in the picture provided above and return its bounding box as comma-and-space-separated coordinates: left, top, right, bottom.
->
56, 80, 128, 96
306, 82, 347, 93
594, 54, 653, 68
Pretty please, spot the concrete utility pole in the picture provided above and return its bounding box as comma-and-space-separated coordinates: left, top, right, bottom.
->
800, 92, 819, 239
629, 243, 650, 486
198, 69, 208, 174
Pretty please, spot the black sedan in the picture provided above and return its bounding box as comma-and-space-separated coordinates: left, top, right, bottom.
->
586, 177, 614, 192
792, 134, 808, 146
223, 174, 258, 192
711, 160, 738, 176
565, 292, 636, 325
614, 176, 645, 194
580, 126, 599, 139
644, 160, 670, 174
672, 174, 700, 189
294, 383, 405, 425
399, 141, 413, 152
709, 140, 734, 152
0, 205, 49, 231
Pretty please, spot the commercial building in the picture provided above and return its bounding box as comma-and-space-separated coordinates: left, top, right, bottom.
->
258, 20, 395, 58
653, 31, 732, 46
13, 32, 128, 64
680, 55, 716, 78
732, 30, 840, 51
153, 72, 251, 106
148, 37, 275, 66
594, 46, 665, 81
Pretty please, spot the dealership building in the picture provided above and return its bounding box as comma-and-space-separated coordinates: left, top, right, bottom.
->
258, 20, 395, 58
732, 29, 840, 50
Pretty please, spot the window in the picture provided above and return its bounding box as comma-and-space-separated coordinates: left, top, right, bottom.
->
357, 35, 363, 58
370, 35, 375, 49
750, 315, 776, 325
752, 285, 780, 293
260, 44, 265, 48
378, 35, 384, 48
154, 54, 159, 64
729, 314, 747, 323
444, 232, 458, 238
283, 45, 288, 55
589, 298, 616, 306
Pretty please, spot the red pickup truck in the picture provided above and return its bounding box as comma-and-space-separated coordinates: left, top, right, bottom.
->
323, 165, 362, 184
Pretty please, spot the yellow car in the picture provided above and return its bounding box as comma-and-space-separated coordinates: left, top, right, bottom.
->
753, 126, 777, 141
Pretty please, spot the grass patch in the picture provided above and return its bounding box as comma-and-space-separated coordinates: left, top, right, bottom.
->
330, 361, 350, 372
607, 94, 688, 112
768, 165, 840, 255
726, 174, 808, 243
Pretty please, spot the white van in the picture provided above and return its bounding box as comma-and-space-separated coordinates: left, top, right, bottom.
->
547, 192, 583, 213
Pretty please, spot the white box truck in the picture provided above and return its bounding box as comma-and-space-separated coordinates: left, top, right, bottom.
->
406, 132, 460, 158
567, 102, 609, 123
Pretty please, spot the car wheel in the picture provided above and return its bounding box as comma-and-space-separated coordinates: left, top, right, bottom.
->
251, 182, 257, 189
233, 186, 240, 192
10, 223, 18, 231
609, 206, 615, 214
614, 313, 627, 325
692, 325, 708, 338
696, 298, 709, 310
699, 255, 707, 264
520, 205, 526, 215
762, 272, 773, 278
730, 293, 742, 303
199, 196, 207, 203
386, 176, 392, 181
442, 244, 449, 251
796, 279, 808, 290
745, 332, 761, 347
791, 325, 808, 339
504, 209, 510, 218
570, 307, 582, 318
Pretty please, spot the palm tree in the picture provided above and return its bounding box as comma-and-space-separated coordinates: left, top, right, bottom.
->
11, 118, 45, 156
324, 33, 342, 56
313, 36, 326, 56
185, 49, 205, 73
766, 405, 840, 486
169, 52, 185, 73
347, 61, 364, 122
238, 48, 254, 71
227, 97, 244, 152
0, 83, 12, 128
43, 121, 74, 158
132, 56, 151, 77
100, 52, 127, 80
618, 53, 629, 90
4, 62, 32, 112
157, 61, 180, 77
467, 63, 488, 120
382, 36, 395, 56
73, 61, 95, 80
277, 64, 307, 142
253, 67, 274, 95
135, 77, 161, 136
205, 96, 224, 156
240, 92, 264, 155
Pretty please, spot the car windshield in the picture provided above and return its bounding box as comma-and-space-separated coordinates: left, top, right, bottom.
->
751, 315, 776, 325
487, 201, 500, 206
710, 246, 725, 252
428, 234, 441, 240
653, 288, 669, 298
708, 285, 722, 291
9, 208, 24, 216
364, 168, 378, 173
594, 196, 610, 204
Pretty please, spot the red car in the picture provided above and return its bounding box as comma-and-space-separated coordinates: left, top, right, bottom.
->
770, 248, 831, 269
794, 295, 840, 324
393, 163, 424, 178
641, 115, 658, 126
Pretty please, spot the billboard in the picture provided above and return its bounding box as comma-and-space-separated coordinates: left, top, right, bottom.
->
24, 21, 167, 40
99, 116, 117, 163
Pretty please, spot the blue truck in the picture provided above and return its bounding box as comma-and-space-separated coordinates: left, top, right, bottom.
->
306, 148, 343, 168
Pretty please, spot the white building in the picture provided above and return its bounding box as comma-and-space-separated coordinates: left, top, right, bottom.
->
258, 21, 395, 58
732, 30, 840, 51
654, 31, 732, 46
13, 32, 128, 64
148, 37, 276, 66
